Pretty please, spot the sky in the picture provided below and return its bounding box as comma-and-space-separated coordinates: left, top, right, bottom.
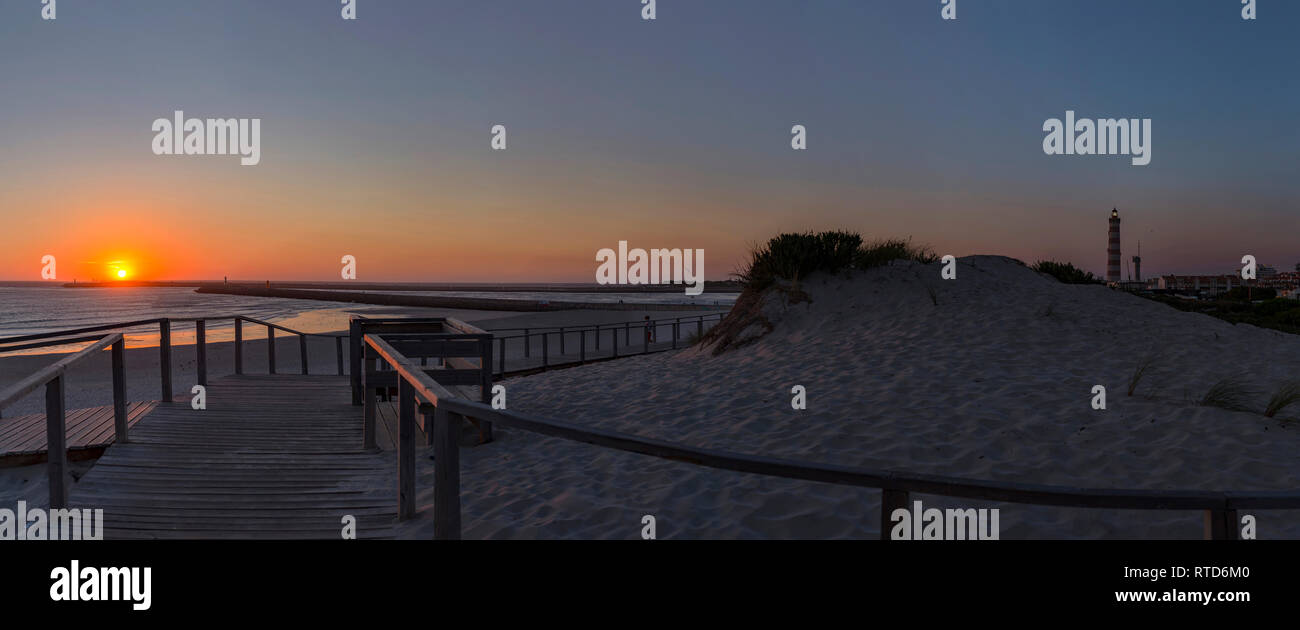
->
0, 0, 1296, 282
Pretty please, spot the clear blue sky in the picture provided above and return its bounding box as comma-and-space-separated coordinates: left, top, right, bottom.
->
0, 0, 1295, 280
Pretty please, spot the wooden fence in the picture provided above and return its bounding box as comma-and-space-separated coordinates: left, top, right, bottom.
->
361, 325, 1300, 540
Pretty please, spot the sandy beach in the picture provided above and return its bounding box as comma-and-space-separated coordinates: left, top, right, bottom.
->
394, 256, 1300, 539
6, 260, 1300, 539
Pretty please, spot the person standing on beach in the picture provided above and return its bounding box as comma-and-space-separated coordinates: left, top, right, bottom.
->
644, 316, 654, 345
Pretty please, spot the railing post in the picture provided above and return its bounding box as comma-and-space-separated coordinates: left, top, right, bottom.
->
350, 318, 362, 405
880, 489, 909, 540
624, 322, 630, 345
335, 336, 344, 376
45, 376, 68, 509
580, 329, 586, 364
478, 337, 494, 443
673, 318, 680, 349
397, 378, 416, 521
299, 334, 309, 375
559, 326, 566, 355
234, 317, 243, 375
433, 406, 462, 540
542, 332, 549, 369
195, 320, 207, 386
159, 319, 172, 402
1205, 508, 1239, 540
612, 327, 618, 358
362, 344, 377, 451
267, 324, 276, 374
523, 328, 530, 358
644, 322, 649, 354
112, 339, 128, 444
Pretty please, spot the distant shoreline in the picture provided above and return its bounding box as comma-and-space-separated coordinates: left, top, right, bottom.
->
8, 280, 745, 293
194, 285, 729, 312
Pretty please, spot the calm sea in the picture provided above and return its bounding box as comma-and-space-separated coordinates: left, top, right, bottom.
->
0, 286, 738, 340
0, 287, 354, 339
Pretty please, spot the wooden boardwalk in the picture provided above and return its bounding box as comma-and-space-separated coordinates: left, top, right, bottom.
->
0, 401, 157, 467
69, 375, 399, 539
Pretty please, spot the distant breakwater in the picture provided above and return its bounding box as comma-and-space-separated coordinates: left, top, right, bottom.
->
193, 285, 726, 312
61, 280, 743, 292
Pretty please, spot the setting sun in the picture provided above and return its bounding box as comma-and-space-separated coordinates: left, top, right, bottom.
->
117, 269, 127, 278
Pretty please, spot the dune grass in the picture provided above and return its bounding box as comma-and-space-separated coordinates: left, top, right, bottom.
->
1198, 378, 1256, 412
1031, 260, 1102, 285
736, 230, 937, 291
1127, 354, 1159, 397
1263, 381, 1300, 418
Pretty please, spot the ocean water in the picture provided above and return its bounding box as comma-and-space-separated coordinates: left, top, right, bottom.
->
0, 287, 351, 339
0, 286, 738, 341
318, 289, 739, 306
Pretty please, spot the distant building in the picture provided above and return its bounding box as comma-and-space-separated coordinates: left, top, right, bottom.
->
1156, 275, 1240, 295
1106, 209, 1121, 284
1259, 271, 1299, 290
1155, 268, 1298, 298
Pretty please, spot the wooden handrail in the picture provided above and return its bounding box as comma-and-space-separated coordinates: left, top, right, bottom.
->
0, 334, 122, 354
361, 329, 1300, 540
0, 332, 128, 510
364, 334, 458, 407
438, 398, 1300, 511
0, 318, 164, 345
0, 333, 123, 410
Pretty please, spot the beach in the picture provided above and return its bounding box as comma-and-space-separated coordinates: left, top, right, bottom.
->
395, 256, 1300, 539
6, 261, 1300, 539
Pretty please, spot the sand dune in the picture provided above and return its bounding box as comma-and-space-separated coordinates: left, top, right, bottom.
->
410, 256, 1300, 539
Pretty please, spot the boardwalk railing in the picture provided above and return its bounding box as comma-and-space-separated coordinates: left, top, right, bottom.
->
356, 317, 494, 522
0, 333, 127, 509
364, 336, 1300, 540
483, 312, 727, 376
0, 316, 349, 406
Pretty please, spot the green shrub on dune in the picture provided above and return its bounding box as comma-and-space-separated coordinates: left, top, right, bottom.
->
736, 230, 936, 291
1031, 260, 1102, 285
701, 230, 936, 355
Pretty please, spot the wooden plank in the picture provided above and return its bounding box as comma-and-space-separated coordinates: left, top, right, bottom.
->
65, 374, 399, 539
433, 407, 461, 539
159, 320, 172, 402
112, 340, 128, 443
46, 377, 68, 509
398, 379, 415, 521
196, 320, 207, 386
0, 402, 155, 466
880, 489, 909, 540
235, 318, 243, 375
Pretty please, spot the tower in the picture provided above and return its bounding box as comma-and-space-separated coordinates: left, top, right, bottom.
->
1132, 241, 1142, 283
1107, 208, 1121, 283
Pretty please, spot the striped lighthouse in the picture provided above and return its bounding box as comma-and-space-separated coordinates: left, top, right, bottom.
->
1106, 208, 1121, 283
